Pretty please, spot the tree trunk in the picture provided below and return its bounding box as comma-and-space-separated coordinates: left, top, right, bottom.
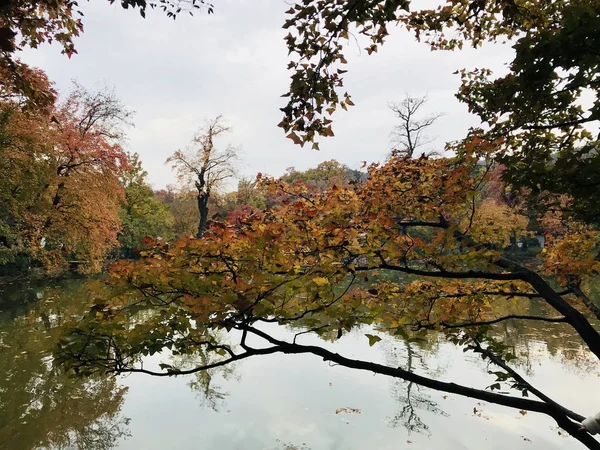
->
196, 191, 209, 238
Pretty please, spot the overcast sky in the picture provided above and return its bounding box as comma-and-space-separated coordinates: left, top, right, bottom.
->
19, 0, 513, 190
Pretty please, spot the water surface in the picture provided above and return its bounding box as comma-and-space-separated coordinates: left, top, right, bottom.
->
0, 278, 597, 450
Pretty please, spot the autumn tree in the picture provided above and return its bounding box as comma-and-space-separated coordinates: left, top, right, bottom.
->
280, 159, 364, 192
155, 186, 199, 238
0, 102, 50, 269
0, 82, 130, 272
166, 115, 237, 238
118, 153, 174, 256
279, 0, 600, 224
0, 0, 214, 109
56, 155, 600, 449
388, 94, 443, 158
42, 1, 600, 447
37, 83, 130, 271
215, 178, 268, 224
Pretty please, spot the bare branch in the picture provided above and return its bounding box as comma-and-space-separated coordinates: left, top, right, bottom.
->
166, 115, 239, 237
388, 94, 444, 158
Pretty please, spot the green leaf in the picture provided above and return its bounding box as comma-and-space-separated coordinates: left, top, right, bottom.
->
365, 333, 382, 347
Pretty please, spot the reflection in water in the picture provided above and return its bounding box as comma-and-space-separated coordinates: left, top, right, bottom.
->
265, 441, 310, 450
0, 279, 130, 450
489, 312, 597, 377
1, 278, 598, 449
384, 339, 448, 434
176, 351, 238, 411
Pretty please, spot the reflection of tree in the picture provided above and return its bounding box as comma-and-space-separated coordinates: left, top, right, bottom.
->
0, 280, 130, 450
266, 441, 310, 450
483, 299, 598, 375
383, 337, 448, 434
174, 347, 237, 411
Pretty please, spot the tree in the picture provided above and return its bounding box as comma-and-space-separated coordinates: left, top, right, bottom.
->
33, 83, 130, 271
278, 0, 600, 224
280, 159, 364, 192
0, 82, 130, 272
216, 177, 268, 224
388, 94, 443, 158
232, 177, 267, 211
155, 186, 199, 238
119, 153, 174, 256
0, 0, 214, 109
166, 115, 237, 238
56, 155, 600, 449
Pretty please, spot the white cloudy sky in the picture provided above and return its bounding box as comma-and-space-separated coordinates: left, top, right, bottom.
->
19, 0, 513, 190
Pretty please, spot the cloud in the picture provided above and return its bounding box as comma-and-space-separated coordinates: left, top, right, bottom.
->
18, 0, 514, 189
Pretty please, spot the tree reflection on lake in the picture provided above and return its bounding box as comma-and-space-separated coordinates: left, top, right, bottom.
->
1, 278, 597, 449
0, 279, 130, 450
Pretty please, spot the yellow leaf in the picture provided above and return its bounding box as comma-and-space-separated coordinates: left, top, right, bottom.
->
312, 277, 330, 287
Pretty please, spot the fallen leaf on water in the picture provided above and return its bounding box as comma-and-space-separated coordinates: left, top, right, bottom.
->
519, 410, 527, 416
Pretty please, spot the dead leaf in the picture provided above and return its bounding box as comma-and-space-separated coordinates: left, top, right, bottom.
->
335, 407, 361, 415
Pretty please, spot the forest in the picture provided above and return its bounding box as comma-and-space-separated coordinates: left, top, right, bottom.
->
1, 1, 600, 449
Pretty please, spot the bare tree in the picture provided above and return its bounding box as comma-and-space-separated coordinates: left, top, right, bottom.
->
167, 115, 237, 238
388, 94, 444, 158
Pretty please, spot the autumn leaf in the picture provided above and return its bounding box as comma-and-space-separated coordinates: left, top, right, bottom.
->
365, 334, 382, 347
312, 277, 330, 287
287, 132, 303, 146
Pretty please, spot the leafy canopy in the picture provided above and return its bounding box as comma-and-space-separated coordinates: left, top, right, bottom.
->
279, 0, 600, 222
55, 154, 600, 447
119, 152, 174, 255
57, 159, 597, 383
0, 84, 131, 272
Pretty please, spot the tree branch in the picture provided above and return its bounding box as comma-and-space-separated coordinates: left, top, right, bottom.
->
110, 345, 281, 377
415, 314, 568, 330
240, 325, 599, 449
355, 260, 524, 281
570, 284, 600, 321
470, 340, 585, 423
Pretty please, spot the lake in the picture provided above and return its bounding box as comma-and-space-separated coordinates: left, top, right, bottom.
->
0, 277, 597, 450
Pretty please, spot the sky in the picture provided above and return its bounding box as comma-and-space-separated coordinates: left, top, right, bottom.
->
19, 0, 514, 190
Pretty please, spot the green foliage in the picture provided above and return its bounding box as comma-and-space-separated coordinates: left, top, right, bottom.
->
280, 160, 365, 191
232, 178, 267, 211
155, 187, 199, 238
119, 153, 174, 256
452, 0, 600, 224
